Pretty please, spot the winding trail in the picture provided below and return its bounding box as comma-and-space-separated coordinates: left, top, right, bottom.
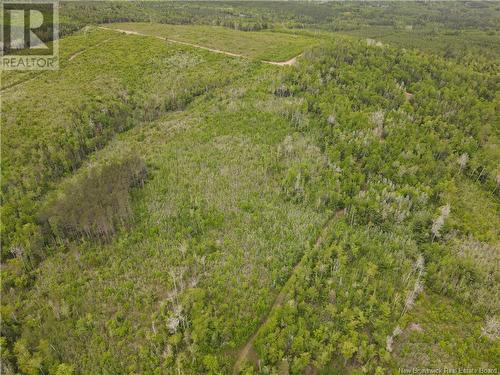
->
232, 210, 343, 374
68, 37, 113, 61
262, 54, 301, 66
1, 73, 41, 93
99, 27, 300, 66
1, 38, 114, 93
2, 27, 299, 93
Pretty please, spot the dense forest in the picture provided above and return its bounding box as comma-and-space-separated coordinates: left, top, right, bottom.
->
57, 1, 500, 59
1, 1, 499, 374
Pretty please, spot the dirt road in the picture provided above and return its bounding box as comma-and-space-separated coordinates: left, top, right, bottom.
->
99, 27, 300, 66
68, 37, 113, 61
232, 212, 342, 374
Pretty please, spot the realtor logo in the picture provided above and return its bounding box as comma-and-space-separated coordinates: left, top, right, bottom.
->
1, 1, 59, 70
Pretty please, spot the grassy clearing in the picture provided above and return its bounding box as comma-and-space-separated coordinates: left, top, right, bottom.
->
105, 22, 321, 61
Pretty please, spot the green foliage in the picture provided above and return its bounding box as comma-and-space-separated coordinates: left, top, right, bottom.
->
55, 363, 74, 375
1, 4, 499, 374
392, 293, 499, 369
40, 153, 146, 240
1, 26, 251, 260
59, 1, 500, 63
104, 22, 322, 61
249, 28, 498, 374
